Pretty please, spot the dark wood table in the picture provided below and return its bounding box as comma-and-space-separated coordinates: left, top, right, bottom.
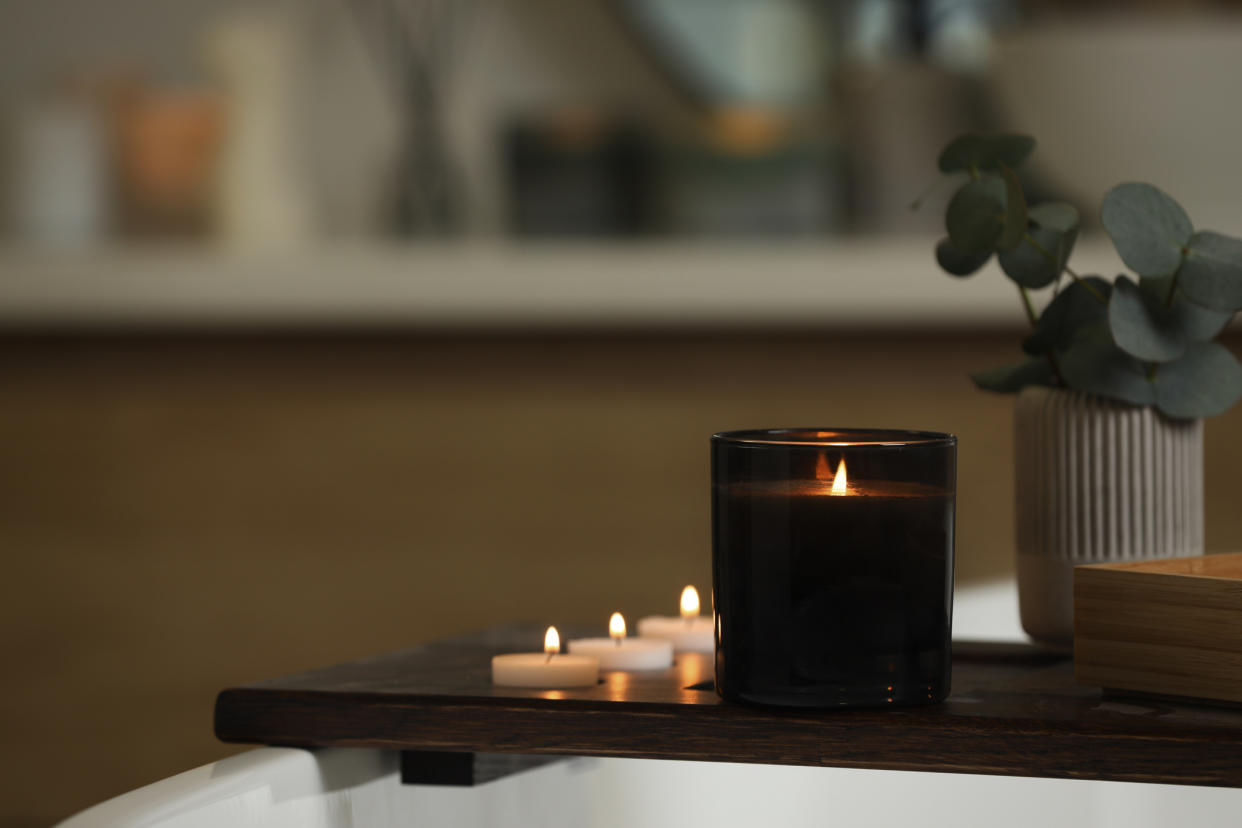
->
215, 625, 1242, 788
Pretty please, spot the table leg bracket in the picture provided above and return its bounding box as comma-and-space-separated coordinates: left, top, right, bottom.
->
399, 751, 565, 786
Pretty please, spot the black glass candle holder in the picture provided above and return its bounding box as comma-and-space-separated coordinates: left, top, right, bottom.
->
712, 428, 956, 708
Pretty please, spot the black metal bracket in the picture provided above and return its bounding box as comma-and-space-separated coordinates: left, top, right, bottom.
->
399, 751, 566, 786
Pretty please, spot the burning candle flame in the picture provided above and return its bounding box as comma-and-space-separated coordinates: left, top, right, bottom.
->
831, 458, 848, 495
544, 626, 560, 656
609, 612, 627, 644
680, 586, 701, 619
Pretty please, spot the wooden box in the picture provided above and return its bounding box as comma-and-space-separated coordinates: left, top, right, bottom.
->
1075, 553, 1242, 704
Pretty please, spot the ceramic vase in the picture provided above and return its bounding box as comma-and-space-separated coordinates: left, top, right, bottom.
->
1014, 386, 1204, 650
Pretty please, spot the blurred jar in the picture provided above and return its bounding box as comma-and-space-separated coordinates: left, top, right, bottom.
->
113, 87, 224, 237
504, 110, 655, 237
10, 95, 110, 247
658, 108, 843, 236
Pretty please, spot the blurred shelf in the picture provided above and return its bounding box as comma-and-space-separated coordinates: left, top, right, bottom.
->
0, 237, 1126, 333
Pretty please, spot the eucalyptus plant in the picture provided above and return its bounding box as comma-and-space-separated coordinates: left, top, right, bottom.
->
931, 133, 1242, 418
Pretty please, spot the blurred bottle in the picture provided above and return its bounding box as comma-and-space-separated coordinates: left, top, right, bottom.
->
837, 0, 1009, 233
202, 10, 313, 247
10, 93, 109, 247
201, 5, 400, 246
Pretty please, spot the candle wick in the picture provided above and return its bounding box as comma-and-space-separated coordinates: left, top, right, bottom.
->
614, 638, 622, 647
545, 652, 554, 664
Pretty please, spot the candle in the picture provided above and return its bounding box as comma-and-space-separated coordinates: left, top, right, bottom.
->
491, 626, 600, 688
712, 428, 956, 708
637, 586, 714, 653
567, 612, 673, 670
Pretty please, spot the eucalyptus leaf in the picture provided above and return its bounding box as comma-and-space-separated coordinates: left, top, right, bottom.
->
935, 238, 991, 277
1177, 231, 1242, 312
970, 358, 1053, 393
1058, 338, 1155, 407
945, 176, 1006, 254
1108, 275, 1232, 363
1023, 276, 1111, 355
930, 131, 1242, 418
997, 202, 1080, 289
1069, 319, 1120, 349
938, 134, 1036, 173
1101, 182, 1192, 277
997, 164, 1027, 251
1152, 342, 1242, 418
1143, 275, 1233, 343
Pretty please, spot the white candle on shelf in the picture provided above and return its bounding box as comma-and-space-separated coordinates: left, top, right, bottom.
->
491, 626, 600, 688
638, 585, 715, 653
567, 612, 673, 670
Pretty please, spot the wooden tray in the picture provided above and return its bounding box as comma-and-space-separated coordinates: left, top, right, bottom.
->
1075, 552, 1242, 704
215, 625, 1242, 788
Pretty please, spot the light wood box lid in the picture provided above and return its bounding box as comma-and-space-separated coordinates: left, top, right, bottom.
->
1074, 553, 1242, 704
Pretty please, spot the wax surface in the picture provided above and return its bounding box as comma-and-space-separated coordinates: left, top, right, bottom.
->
567, 637, 673, 670
637, 616, 714, 653
491, 653, 599, 688
742, 479, 947, 499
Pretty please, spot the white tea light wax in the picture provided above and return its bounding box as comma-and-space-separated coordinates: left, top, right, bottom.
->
567, 612, 673, 670
637, 585, 714, 653
491, 626, 599, 688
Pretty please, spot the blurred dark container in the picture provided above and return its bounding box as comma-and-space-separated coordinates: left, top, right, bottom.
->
659, 109, 842, 237
504, 110, 654, 237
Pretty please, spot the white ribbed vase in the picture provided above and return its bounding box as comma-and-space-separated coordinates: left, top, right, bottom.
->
1015, 386, 1204, 650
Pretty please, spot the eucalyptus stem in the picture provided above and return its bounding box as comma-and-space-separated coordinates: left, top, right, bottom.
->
1022, 233, 1108, 304
1017, 285, 1065, 385
1018, 285, 1038, 326
1047, 353, 1066, 386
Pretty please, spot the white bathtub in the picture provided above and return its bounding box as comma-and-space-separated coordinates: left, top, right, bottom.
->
61, 582, 1241, 828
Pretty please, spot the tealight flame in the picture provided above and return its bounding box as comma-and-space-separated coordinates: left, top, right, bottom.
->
544, 626, 560, 656
831, 458, 848, 495
680, 585, 701, 619
609, 612, 627, 644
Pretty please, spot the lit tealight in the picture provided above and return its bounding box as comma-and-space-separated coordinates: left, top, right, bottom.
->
637, 587, 715, 654
569, 612, 673, 670
491, 626, 599, 688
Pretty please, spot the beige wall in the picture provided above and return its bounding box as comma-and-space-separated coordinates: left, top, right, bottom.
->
5, 331, 1242, 826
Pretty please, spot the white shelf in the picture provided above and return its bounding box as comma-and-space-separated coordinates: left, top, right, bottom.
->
0, 237, 1126, 332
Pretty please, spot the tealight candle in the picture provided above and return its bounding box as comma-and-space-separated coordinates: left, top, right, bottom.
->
637, 586, 714, 653
567, 612, 673, 670
491, 626, 600, 688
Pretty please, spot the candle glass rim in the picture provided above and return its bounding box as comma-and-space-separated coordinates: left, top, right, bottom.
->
711, 428, 956, 448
